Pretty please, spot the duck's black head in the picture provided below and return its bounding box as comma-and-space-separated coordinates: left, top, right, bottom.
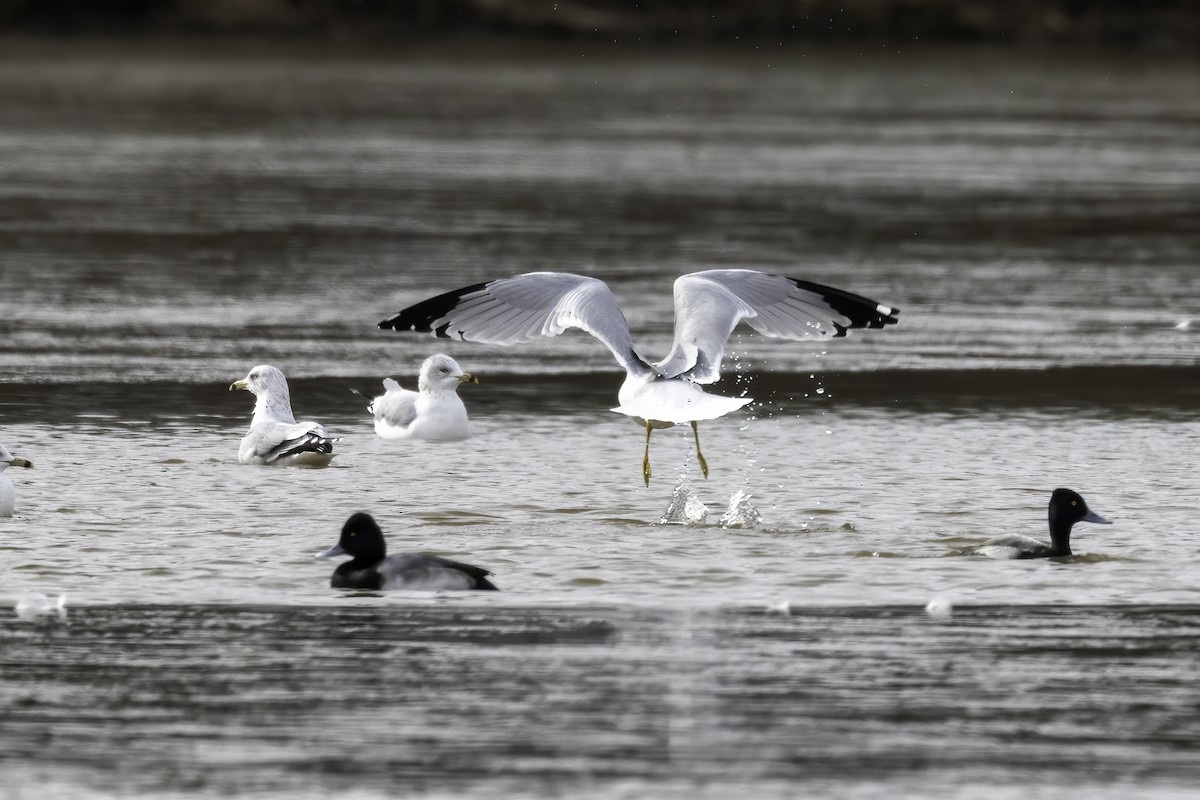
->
1047, 488, 1111, 552
320, 512, 388, 565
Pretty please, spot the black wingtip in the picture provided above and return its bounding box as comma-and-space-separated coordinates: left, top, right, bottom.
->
789, 278, 900, 333
379, 281, 491, 336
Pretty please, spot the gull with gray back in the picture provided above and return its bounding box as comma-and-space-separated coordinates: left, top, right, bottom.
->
0, 443, 33, 517
229, 365, 339, 467
380, 270, 898, 485
353, 354, 478, 441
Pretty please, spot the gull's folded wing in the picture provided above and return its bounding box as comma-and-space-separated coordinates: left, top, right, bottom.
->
259, 422, 337, 463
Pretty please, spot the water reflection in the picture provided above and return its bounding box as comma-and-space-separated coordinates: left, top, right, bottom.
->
3, 604, 1198, 798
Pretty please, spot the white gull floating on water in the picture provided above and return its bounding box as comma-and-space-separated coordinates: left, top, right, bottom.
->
353, 354, 478, 441
0, 443, 33, 517
15, 593, 67, 623
380, 270, 898, 484
229, 365, 339, 467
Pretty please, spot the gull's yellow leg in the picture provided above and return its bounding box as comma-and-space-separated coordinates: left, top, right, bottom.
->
691, 421, 709, 479
643, 420, 653, 487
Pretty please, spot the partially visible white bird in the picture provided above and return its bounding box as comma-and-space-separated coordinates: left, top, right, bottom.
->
354, 354, 478, 441
229, 365, 339, 467
380, 270, 898, 484
15, 593, 67, 622
924, 597, 953, 619
765, 600, 792, 616
0, 443, 33, 517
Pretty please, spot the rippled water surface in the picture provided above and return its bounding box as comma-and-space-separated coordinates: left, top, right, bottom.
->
1, 42, 1198, 798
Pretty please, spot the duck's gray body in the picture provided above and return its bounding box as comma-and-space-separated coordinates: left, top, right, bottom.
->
975, 489, 1111, 560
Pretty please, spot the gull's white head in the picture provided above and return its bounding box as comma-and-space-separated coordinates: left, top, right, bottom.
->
0, 444, 33, 472
418, 354, 477, 394
229, 364, 296, 425
229, 365, 290, 398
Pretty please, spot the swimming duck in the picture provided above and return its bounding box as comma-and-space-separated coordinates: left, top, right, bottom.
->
354, 354, 477, 440
229, 365, 339, 466
975, 488, 1111, 559
319, 512, 499, 591
0, 444, 33, 517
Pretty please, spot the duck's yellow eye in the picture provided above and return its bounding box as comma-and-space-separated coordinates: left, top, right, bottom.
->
1071, 500, 1077, 506
349, 531, 357, 537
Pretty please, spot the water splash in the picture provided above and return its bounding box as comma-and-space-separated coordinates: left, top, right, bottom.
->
659, 482, 710, 525
720, 489, 763, 529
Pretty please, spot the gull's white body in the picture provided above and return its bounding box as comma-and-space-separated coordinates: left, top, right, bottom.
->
0, 444, 33, 517
230, 365, 337, 467
612, 370, 751, 425
363, 355, 475, 441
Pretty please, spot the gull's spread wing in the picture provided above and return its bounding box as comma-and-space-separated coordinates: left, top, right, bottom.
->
380, 272, 653, 377
656, 270, 899, 383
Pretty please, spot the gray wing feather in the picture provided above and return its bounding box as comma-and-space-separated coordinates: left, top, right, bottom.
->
381, 273, 653, 377
656, 270, 899, 383
258, 422, 336, 463
372, 387, 418, 428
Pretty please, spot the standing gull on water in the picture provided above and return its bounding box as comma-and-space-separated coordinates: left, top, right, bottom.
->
229, 365, 339, 467
974, 488, 1112, 559
380, 270, 898, 484
319, 512, 499, 591
353, 353, 478, 441
0, 444, 33, 517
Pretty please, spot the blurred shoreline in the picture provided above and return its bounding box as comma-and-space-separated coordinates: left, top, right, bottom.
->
0, 0, 1197, 51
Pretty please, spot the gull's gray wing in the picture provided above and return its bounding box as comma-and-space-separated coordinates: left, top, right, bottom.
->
379, 273, 653, 377
655, 270, 900, 383
372, 384, 418, 428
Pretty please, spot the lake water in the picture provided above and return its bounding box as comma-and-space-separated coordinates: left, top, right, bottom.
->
0, 42, 1198, 799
